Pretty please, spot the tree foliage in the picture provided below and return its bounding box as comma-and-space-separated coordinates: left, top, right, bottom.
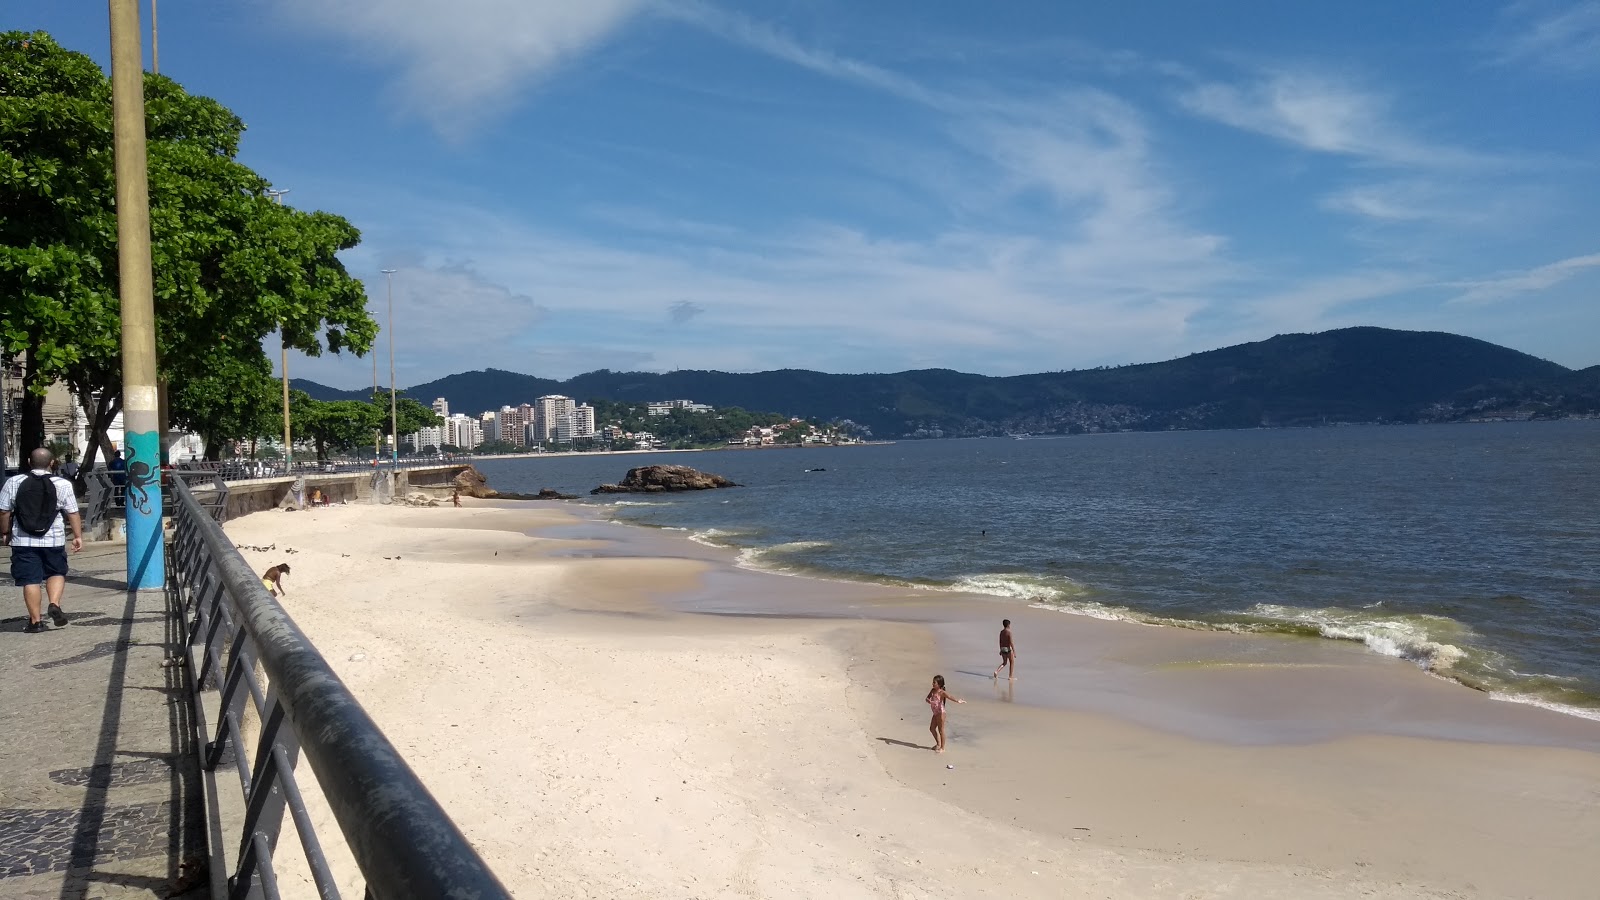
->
289, 390, 382, 461
0, 31, 377, 467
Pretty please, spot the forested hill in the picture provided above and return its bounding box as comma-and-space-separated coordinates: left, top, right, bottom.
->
295, 327, 1585, 438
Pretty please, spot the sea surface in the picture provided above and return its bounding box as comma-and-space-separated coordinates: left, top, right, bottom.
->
475, 421, 1600, 719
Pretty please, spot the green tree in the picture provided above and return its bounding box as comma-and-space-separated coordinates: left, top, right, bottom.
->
290, 390, 382, 461
0, 31, 376, 468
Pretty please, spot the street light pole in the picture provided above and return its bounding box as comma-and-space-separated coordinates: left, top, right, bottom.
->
382, 269, 398, 469
266, 188, 290, 471
108, 0, 164, 589
372, 328, 380, 463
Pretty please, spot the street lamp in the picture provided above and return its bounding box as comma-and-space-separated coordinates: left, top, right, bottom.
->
266, 188, 291, 472
382, 268, 398, 469
372, 309, 381, 463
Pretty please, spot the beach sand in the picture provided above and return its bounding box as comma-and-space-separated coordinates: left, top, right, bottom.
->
226, 500, 1600, 899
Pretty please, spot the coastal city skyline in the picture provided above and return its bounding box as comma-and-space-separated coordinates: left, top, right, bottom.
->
16, 2, 1599, 391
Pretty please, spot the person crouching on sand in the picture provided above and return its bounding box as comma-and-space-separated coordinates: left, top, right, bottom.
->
261, 563, 290, 597
926, 675, 964, 753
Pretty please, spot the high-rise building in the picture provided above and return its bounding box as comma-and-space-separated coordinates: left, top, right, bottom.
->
432, 397, 449, 419
496, 404, 532, 447
481, 411, 498, 444
444, 414, 480, 449
573, 403, 596, 440
535, 395, 575, 444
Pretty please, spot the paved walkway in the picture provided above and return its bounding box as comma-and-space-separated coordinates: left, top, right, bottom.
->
0, 543, 206, 899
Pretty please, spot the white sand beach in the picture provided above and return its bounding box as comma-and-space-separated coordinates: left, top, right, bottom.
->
225, 500, 1600, 899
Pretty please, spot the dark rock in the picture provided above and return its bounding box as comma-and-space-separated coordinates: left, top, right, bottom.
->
535, 488, 578, 500
591, 464, 741, 494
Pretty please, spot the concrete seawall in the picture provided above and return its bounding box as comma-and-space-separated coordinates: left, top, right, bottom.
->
219, 464, 471, 519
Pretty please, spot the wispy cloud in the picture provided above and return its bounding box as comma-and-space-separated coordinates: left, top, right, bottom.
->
661, 1, 943, 107
1179, 71, 1494, 168
1446, 251, 1600, 306
275, 0, 647, 131
1495, 1, 1600, 74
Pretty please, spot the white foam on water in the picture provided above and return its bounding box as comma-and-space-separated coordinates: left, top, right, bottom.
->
1240, 604, 1471, 672
1028, 600, 1148, 623
733, 541, 833, 574
688, 528, 744, 548
1487, 692, 1600, 722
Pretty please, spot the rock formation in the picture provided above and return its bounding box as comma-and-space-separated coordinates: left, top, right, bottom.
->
453, 466, 498, 499
534, 488, 578, 500
591, 465, 740, 494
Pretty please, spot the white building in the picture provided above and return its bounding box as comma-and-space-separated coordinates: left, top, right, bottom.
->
446, 413, 481, 450
572, 403, 596, 440
535, 395, 575, 444
647, 399, 715, 416
432, 397, 449, 419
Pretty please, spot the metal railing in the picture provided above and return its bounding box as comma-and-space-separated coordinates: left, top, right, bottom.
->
177, 457, 474, 480
165, 479, 512, 900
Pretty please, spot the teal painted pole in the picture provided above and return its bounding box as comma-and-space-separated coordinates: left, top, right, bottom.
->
109, 0, 164, 589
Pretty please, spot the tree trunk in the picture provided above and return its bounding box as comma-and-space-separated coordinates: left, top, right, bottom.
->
72, 389, 119, 490
17, 353, 44, 469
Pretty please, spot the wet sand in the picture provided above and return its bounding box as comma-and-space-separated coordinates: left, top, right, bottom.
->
227, 500, 1600, 899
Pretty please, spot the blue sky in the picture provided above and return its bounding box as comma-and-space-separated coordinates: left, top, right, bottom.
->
13, 1, 1600, 388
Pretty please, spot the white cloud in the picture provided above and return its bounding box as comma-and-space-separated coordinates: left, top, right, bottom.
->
1496, 1, 1600, 74
1179, 71, 1492, 168
1446, 252, 1600, 306
1237, 271, 1427, 334
275, 0, 647, 130
662, 1, 942, 107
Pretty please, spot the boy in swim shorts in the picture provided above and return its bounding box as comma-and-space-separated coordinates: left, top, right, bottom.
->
991, 619, 1016, 680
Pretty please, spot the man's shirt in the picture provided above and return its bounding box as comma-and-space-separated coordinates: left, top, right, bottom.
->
0, 469, 80, 547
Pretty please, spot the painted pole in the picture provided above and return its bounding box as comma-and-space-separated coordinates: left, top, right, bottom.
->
266, 189, 291, 472
372, 332, 380, 462
108, 0, 164, 589
383, 269, 398, 468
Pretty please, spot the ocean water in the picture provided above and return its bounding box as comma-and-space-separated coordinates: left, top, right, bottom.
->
475, 421, 1600, 718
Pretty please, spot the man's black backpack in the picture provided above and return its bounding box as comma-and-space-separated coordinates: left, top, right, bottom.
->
13, 473, 61, 537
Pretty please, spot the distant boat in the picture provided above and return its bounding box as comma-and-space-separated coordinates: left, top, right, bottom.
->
805, 467, 827, 472
1009, 433, 1033, 440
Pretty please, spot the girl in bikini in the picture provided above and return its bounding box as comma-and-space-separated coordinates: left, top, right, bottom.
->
925, 675, 964, 753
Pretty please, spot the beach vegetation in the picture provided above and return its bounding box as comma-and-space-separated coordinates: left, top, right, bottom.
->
0, 31, 377, 467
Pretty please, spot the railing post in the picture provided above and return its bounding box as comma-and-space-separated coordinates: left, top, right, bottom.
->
165, 479, 512, 900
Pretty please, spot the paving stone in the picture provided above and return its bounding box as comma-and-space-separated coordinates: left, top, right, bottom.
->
0, 544, 207, 898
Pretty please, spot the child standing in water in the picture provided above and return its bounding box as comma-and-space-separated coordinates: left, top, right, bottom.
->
925, 675, 964, 753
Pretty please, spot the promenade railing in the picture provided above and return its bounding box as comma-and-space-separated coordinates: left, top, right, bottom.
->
166, 478, 512, 900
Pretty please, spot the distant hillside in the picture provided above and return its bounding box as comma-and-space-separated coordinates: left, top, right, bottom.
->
1426, 363, 1600, 421
294, 327, 1584, 438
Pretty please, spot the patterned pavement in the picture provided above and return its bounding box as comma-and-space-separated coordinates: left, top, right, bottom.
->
0, 543, 207, 899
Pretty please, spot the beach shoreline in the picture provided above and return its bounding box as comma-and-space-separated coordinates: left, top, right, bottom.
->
226, 499, 1600, 898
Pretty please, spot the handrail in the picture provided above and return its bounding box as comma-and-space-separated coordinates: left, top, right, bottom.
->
166, 478, 511, 900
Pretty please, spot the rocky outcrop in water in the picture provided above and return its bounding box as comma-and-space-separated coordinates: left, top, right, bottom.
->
591, 464, 740, 494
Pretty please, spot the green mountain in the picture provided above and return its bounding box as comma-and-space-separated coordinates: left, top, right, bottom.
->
295, 327, 1585, 438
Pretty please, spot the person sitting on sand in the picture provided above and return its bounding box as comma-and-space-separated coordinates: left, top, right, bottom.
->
261, 563, 290, 597
308, 487, 328, 507
926, 675, 964, 753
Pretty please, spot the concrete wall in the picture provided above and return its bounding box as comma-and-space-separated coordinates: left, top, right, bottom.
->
220, 465, 469, 520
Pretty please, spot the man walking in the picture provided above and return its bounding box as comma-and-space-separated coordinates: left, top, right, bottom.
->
991, 618, 1018, 680
0, 448, 84, 633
